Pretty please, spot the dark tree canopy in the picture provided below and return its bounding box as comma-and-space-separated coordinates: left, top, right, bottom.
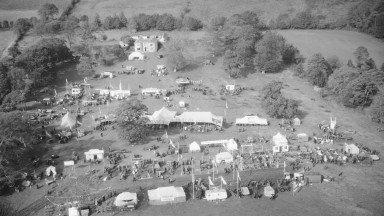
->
115, 99, 149, 144
305, 53, 332, 87
76, 56, 95, 77
261, 80, 283, 101
263, 96, 299, 119
38, 3, 59, 21
326, 66, 360, 97
370, 93, 384, 122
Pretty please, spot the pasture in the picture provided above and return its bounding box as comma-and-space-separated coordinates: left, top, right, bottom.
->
277, 30, 384, 67
0, 30, 16, 58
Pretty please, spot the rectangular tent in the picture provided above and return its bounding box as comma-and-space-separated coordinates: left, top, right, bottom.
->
84, 149, 104, 161
215, 152, 233, 163
110, 90, 131, 99
173, 112, 223, 127
235, 116, 268, 126
148, 186, 186, 205
141, 88, 165, 96
205, 189, 227, 201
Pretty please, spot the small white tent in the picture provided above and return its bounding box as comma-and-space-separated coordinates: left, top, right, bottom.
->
148, 186, 186, 205
344, 143, 359, 155
128, 52, 145, 60
84, 149, 104, 161
114, 192, 138, 207
264, 185, 275, 198
272, 132, 289, 153
46, 166, 57, 178
189, 141, 201, 153
235, 116, 268, 126
215, 152, 233, 163
226, 139, 238, 151
61, 113, 77, 129
68, 207, 80, 216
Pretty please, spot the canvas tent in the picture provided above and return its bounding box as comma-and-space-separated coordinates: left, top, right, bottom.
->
235, 116, 268, 126
215, 152, 233, 163
173, 112, 223, 127
68, 207, 80, 216
110, 90, 131, 99
263, 185, 275, 198
344, 143, 359, 155
272, 133, 289, 153
148, 186, 186, 205
225, 139, 238, 151
293, 117, 301, 126
189, 141, 201, 153
128, 51, 145, 60
205, 189, 227, 201
84, 149, 104, 161
46, 166, 57, 178
147, 107, 177, 125
176, 78, 190, 85
297, 133, 309, 142
61, 113, 77, 129
114, 192, 138, 207
141, 88, 165, 96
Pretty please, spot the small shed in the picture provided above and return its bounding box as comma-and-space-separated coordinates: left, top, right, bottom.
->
344, 143, 359, 155
297, 133, 309, 142
225, 85, 235, 91
263, 185, 275, 198
293, 117, 301, 126
71, 87, 81, 95
68, 207, 80, 216
215, 152, 233, 164
240, 187, 250, 196
189, 141, 201, 153
84, 149, 104, 161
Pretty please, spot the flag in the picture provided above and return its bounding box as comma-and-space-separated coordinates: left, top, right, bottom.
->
66, 78, 68, 85
225, 101, 228, 109
169, 139, 175, 148
237, 172, 241, 181
165, 130, 168, 138
84, 77, 87, 83
208, 176, 214, 186
220, 176, 227, 185
119, 79, 122, 90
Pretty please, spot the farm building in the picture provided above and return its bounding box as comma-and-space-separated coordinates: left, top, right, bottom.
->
215, 152, 233, 163
146, 107, 177, 125
114, 192, 138, 207
344, 143, 359, 155
84, 149, 104, 161
205, 189, 227, 201
272, 132, 289, 153
148, 186, 186, 205
134, 36, 158, 53
189, 141, 201, 152
235, 116, 268, 126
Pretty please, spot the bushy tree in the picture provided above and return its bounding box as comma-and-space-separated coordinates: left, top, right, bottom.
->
294, 62, 305, 77
261, 80, 283, 101
182, 16, 203, 30
103, 16, 114, 30
370, 93, 384, 122
291, 9, 316, 29
305, 53, 332, 87
80, 15, 89, 22
115, 99, 148, 144
2, 21, 9, 29
120, 35, 134, 48
38, 3, 59, 21
119, 12, 128, 28
134, 14, 157, 31
109, 45, 125, 58
276, 13, 291, 29
353, 46, 369, 67
326, 66, 360, 96
210, 16, 226, 31
127, 18, 138, 31
92, 13, 102, 30
347, 59, 354, 67
167, 51, 188, 71
0, 66, 11, 104
380, 62, 384, 72
156, 14, 177, 31
326, 55, 342, 71
76, 56, 94, 77
341, 69, 384, 108
13, 18, 32, 37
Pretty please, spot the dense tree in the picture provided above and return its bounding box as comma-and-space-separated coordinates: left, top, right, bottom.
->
103, 16, 114, 30
3, 20, 9, 29
156, 14, 177, 31
275, 13, 291, 29
127, 18, 138, 31
182, 16, 203, 30
326, 66, 360, 96
0, 66, 11, 104
210, 16, 226, 31
370, 93, 384, 122
305, 53, 332, 87
353, 46, 377, 71
92, 13, 102, 30
347, 59, 354, 68
109, 45, 125, 58
381, 63, 384, 72
291, 9, 316, 29
261, 80, 298, 118
341, 69, 384, 108
326, 55, 342, 71
119, 12, 128, 28
134, 14, 157, 31
80, 15, 89, 22
76, 56, 94, 77
15, 38, 73, 86
115, 99, 148, 144
38, 3, 59, 21
167, 51, 188, 71
9, 21, 13, 28
112, 14, 121, 29
294, 62, 305, 77
13, 18, 32, 37
120, 35, 135, 48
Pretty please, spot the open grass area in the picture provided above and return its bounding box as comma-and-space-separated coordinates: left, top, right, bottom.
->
0, 30, 16, 59
276, 30, 384, 67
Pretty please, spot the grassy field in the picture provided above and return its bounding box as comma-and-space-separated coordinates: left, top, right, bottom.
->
3, 28, 384, 216
0, 30, 16, 59
276, 30, 384, 67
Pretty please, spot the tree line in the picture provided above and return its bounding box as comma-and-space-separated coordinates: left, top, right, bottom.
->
270, 0, 384, 38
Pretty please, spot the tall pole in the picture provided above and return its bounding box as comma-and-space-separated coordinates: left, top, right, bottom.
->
212, 161, 215, 181
192, 159, 195, 199
236, 170, 239, 197
178, 142, 180, 162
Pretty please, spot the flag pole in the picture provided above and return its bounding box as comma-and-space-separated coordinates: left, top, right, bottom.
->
178, 142, 180, 162
236, 171, 239, 197
192, 159, 195, 199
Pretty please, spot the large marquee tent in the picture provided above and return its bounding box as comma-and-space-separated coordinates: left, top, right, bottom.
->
189, 141, 201, 152
147, 107, 177, 125
215, 152, 233, 163
173, 111, 223, 127
148, 186, 186, 205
